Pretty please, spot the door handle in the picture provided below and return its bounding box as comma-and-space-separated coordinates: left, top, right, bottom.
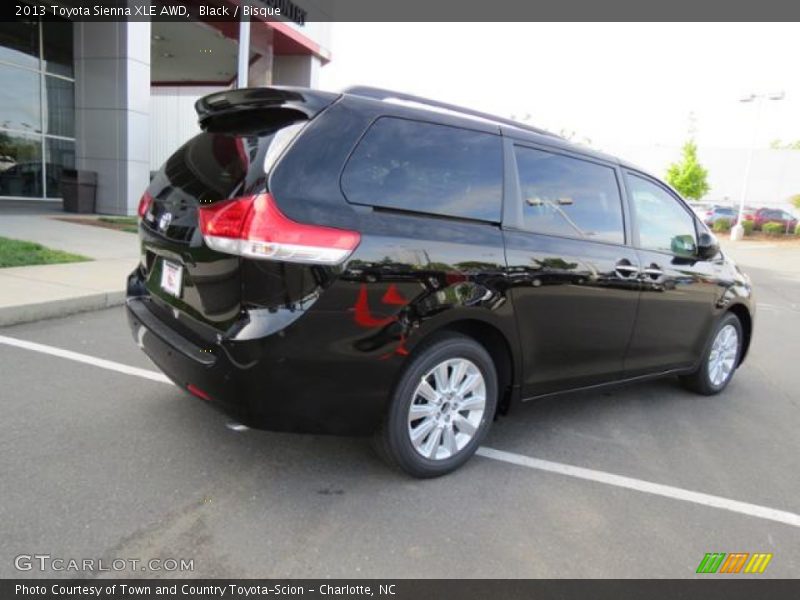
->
614, 259, 639, 278
641, 265, 663, 280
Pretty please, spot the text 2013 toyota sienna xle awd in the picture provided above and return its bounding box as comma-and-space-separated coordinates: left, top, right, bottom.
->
127, 86, 754, 478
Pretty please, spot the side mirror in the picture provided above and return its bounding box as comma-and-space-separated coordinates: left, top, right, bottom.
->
696, 232, 720, 260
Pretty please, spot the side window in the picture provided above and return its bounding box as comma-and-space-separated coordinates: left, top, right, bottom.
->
341, 117, 503, 222
627, 174, 697, 257
514, 145, 625, 244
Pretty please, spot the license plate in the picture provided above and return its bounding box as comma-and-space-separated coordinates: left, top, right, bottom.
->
160, 260, 183, 298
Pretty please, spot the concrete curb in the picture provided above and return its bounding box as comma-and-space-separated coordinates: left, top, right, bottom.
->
0, 291, 126, 327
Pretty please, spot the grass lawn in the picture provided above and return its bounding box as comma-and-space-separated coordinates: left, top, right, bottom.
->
0, 236, 91, 268
98, 216, 139, 233
55, 216, 139, 234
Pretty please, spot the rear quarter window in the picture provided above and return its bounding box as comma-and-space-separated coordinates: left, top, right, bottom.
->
341, 117, 503, 222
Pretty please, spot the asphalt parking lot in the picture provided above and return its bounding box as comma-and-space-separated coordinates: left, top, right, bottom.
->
1, 243, 799, 579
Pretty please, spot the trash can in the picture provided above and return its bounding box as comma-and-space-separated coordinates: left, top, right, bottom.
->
61, 169, 98, 213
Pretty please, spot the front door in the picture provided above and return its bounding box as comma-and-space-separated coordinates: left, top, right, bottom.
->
622, 172, 719, 375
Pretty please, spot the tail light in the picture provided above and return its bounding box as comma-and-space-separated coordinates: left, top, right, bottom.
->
198, 193, 361, 265
138, 191, 154, 218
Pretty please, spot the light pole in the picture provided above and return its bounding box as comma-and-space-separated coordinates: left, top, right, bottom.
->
730, 91, 785, 241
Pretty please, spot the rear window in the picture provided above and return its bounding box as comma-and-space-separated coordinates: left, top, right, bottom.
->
341, 117, 503, 222
160, 120, 305, 204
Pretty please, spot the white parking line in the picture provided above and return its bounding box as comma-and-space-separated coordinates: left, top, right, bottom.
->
3, 333, 800, 529
476, 447, 800, 529
0, 335, 171, 384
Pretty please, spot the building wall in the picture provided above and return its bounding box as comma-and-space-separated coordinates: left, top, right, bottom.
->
73, 21, 151, 215
149, 86, 224, 171
150, 52, 325, 172
272, 54, 322, 88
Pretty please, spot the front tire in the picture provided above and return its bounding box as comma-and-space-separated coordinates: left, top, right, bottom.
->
374, 333, 498, 478
679, 312, 743, 395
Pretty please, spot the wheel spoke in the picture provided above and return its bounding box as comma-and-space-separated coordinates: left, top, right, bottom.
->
454, 414, 477, 436
433, 363, 450, 392
442, 424, 458, 456
449, 360, 468, 391
410, 417, 436, 444
409, 402, 436, 422
457, 373, 481, 396
422, 425, 443, 459
459, 394, 485, 412
416, 380, 439, 404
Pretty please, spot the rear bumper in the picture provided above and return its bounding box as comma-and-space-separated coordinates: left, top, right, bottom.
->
125, 270, 395, 436
126, 296, 250, 424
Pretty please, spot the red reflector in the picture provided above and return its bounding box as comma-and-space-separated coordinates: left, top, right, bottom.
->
187, 384, 212, 401
198, 193, 360, 264
137, 191, 154, 218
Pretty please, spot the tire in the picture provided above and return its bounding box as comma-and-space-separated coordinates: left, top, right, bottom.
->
374, 333, 498, 478
679, 312, 743, 395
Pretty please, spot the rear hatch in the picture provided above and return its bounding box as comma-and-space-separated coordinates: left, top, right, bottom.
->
137, 87, 339, 340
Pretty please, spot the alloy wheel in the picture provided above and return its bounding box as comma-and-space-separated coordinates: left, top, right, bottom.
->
407, 358, 486, 460
708, 324, 738, 387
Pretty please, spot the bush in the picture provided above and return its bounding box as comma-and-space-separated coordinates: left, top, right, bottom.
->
741, 220, 755, 235
795, 222, 800, 236
712, 218, 732, 233
762, 221, 785, 236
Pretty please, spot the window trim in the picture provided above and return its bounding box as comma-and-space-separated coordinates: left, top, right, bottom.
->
622, 169, 701, 258
339, 114, 505, 224
503, 140, 630, 248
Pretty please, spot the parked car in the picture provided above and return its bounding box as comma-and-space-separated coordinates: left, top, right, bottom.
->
750, 208, 798, 231
127, 86, 755, 477
687, 201, 713, 218
703, 205, 738, 226
739, 205, 758, 221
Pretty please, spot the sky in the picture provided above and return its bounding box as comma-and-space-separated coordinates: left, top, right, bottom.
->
318, 23, 800, 154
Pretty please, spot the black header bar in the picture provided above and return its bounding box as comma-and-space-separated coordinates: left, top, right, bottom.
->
5, 579, 800, 600
4, 0, 800, 22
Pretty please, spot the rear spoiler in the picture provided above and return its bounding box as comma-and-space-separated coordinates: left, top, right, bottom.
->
195, 87, 340, 130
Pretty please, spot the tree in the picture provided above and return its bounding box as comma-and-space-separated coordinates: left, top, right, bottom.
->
770, 139, 800, 150
666, 140, 710, 201
790, 194, 800, 211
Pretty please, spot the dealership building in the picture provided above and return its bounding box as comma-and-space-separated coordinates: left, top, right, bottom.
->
0, 1, 331, 214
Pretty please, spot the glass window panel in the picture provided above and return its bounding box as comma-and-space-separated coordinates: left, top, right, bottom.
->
45, 137, 75, 197
0, 20, 39, 70
42, 20, 73, 77
0, 63, 41, 133
44, 75, 74, 137
627, 174, 697, 257
0, 130, 43, 198
515, 146, 625, 244
342, 117, 504, 222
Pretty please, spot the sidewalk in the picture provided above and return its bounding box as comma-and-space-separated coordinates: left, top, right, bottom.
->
0, 205, 139, 326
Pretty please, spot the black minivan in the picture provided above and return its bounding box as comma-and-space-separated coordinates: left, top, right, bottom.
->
127, 86, 754, 477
